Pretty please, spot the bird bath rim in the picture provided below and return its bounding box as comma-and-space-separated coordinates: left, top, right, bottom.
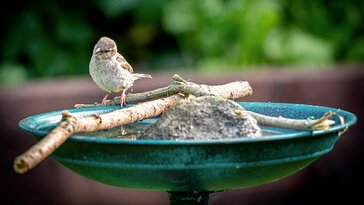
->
19, 102, 357, 144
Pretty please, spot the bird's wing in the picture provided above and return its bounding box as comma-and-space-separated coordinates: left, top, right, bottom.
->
116, 53, 133, 73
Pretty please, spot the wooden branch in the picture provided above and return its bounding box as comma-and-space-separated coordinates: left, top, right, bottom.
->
121, 80, 252, 104
14, 94, 184, 174
75, 74, 252, 107
246, 111, 337, 130
14, 77, 253, 174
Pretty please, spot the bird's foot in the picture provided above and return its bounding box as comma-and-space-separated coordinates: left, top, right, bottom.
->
101, 100, 111, 106
101, 94, 110, 106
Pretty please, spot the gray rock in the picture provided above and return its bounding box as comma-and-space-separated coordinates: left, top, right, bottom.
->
141, 96, 261, 140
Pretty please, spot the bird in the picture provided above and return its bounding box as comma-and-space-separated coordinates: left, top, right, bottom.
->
89, 37, 152, 106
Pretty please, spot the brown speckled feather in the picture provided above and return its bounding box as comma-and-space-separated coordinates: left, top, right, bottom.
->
116, 53, 133, 73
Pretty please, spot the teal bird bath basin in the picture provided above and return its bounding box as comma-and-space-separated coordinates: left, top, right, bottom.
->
19, 102, 356, 204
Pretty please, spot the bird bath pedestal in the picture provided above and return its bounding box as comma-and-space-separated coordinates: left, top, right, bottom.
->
19, 102, 356, 205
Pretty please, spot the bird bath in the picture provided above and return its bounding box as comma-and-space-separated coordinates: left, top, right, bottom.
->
19, 102, 356, 204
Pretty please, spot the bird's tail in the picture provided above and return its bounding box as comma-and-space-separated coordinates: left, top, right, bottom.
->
132, 73, 152, 80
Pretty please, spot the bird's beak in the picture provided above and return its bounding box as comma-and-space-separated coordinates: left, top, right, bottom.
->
94, 47, 101, 54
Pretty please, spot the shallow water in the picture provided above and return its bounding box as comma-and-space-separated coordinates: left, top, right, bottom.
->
80, 123, 149, 140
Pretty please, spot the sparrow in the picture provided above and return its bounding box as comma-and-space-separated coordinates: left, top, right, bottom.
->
89, 37, 152, 106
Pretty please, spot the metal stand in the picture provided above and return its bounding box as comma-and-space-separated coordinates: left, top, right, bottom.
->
168, 191, 211, 205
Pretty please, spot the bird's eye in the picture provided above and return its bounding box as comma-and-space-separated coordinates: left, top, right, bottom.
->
95, 48, 113, 54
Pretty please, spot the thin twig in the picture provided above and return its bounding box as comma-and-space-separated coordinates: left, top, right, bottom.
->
246, 111, 337, 130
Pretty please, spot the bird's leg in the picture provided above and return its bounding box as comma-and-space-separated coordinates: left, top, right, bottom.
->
101, 94, 110, 106
120, 90, 126, 107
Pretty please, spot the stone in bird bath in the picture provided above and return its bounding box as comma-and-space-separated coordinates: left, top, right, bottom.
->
141, 96, 261, 140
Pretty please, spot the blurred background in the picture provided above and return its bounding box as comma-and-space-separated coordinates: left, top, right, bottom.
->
1, 0, 363, 204
1, 0, 364, 85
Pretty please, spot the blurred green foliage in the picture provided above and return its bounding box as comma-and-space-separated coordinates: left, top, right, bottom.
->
0, 0, 363, 85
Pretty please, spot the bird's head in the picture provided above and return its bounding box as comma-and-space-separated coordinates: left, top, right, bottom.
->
93, 37, 117, 60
